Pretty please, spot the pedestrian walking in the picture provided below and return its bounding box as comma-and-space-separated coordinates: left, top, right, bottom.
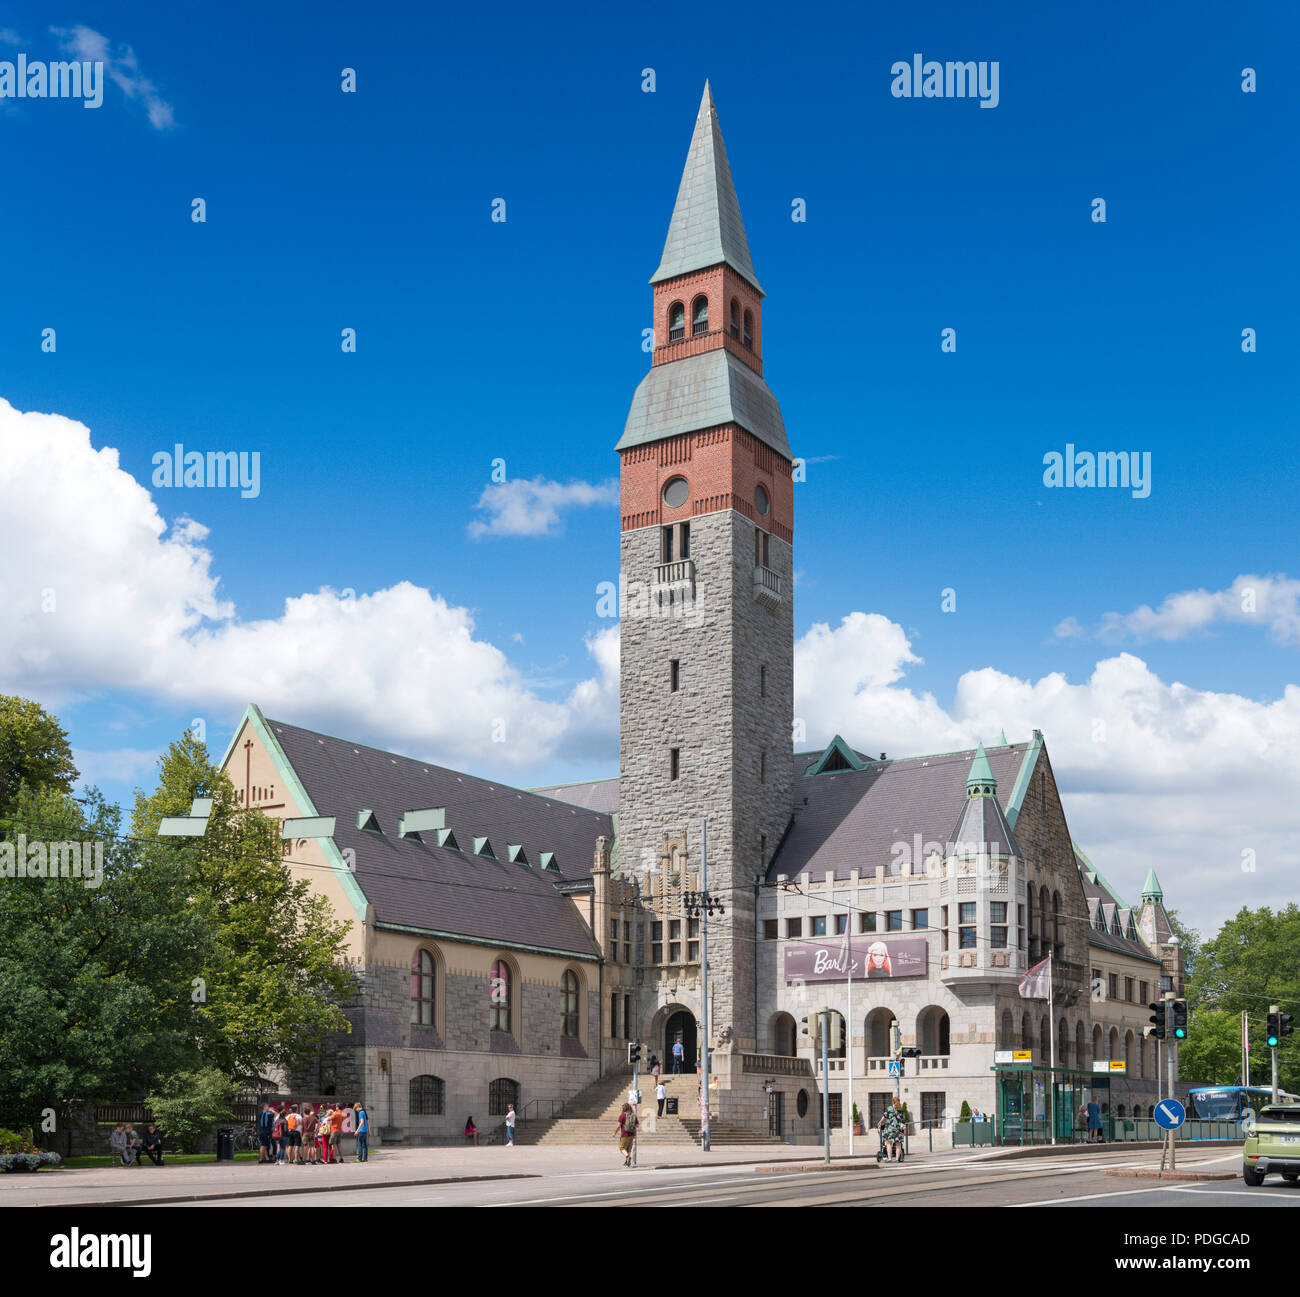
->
302, 1105, 319, 1164
141, 1124, 164, 1166
327, 1103, 346, 1161
272, 1108, 287, 1164
878, 1098, 905, 1162
286, 1104, 302, 1164
615, 1102, 638, 1167
353, 1103, 369, 1162
1086, 1099, 1104, 1143
656, 1080, 667, 1117
672, 1038, 684, 1073
505, 1103, 516, 1146
649, 1055, 661, 1081
257, 1102, 275, 1164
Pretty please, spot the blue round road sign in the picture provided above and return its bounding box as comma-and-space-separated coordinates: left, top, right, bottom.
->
1154, 1099, 1186, 1129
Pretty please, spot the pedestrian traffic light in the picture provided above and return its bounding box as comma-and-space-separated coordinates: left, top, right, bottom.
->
628, 1040, 641, 1064
1171, 1000, 1188, 1041
1280, 1013, 1295, 1044
1147, 1002, 1167, 1040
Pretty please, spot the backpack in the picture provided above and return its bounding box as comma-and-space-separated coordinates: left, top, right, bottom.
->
272, 1118, 284, 1139
624, 1109, 638, 1135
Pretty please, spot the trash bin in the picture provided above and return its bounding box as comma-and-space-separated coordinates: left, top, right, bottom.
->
216, 1127, 234, 1162
665, 1097, 678, 1115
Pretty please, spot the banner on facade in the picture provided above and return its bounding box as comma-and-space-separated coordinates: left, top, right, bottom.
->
782, 936, 928, 982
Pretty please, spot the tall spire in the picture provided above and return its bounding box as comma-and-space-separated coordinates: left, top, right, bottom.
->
966, 742, 996, 795
1140, 868, 1164, 902
650, 81, 762, 293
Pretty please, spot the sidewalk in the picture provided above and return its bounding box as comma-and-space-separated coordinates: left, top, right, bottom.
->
4, 1142, 912, 1208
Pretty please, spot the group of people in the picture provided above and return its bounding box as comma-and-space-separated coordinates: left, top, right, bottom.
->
258, 1101, 370, 1164
108, 1123, 165, 1167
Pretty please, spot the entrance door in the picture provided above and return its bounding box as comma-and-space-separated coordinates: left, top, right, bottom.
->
664, 1011, 697, 1073
768, 1091, 785, 1138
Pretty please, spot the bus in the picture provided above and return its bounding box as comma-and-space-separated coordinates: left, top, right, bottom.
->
1188, 1085, 1300, 1122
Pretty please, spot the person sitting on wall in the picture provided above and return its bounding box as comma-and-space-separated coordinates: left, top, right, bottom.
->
141, 1124, 165, 1166
465, 1117, 479, 1146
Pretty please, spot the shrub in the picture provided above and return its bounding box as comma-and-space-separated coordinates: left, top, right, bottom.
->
959, 1099, 972, 1123
0, 1128, 37, 1154
851, 1103, 862, 1126
147, 1067, 237, 1153
0, 1150, 61, 1171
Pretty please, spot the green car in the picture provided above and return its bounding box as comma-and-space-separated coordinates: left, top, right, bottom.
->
1242, 1104, 1300, 1186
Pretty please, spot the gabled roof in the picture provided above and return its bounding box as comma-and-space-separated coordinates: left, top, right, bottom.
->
805, 734, 869, 777
617, 346, 791, 459
262, 717, 607, 959
767, 740, 1035, 882
650, 81, 761, 293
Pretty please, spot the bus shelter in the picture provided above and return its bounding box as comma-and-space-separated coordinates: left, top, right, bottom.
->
993, 1061, 1106, 1145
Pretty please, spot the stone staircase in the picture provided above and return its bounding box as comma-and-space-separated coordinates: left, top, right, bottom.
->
511, 1072, 780, 1147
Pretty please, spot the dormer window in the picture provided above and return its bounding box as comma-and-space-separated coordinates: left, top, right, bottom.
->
743, 309, 753, 349
730, 298, 740, 339
692, 295, 709, 337
668, 302, 685, 342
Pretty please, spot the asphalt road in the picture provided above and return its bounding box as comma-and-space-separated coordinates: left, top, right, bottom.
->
162, 1148, 1300, 1208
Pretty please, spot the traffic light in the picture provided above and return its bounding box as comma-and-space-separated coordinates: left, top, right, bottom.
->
1268, 1008, 1289, 1050
801, 1013, 819, 1038
826, 1015, 842, 1054
899, 1047, 922, 1059
628, 1040, 641, 1065
1171, 1000, 1188, 1041
890, 1019, 901, 1058
1147, 1002, 1167, 1040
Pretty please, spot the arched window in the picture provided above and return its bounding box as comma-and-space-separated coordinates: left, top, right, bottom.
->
561, 970, 579, 1038
1040, 1016, 1051, 1060
410, 949, 435, 1026
1027, 888, 1037, 959
1092, 1023, 1103, 1065
1057, 1016, 1069, 1066
490, 959, 511, 1033
771, 1012, 796, 1056
918, 1006, 950, 1055
1001, 1010, 1014, 1047
1021, 1012, 1032, 1050
409, 1074, 445, 1116
623, 994, 632, 1042
692, 295, 709, 336
1039, 886, 1051, 950
488, 1077, 519, 1116
610, 994, 620, 1039
743, 309, 753, 349
1075, 1021, 1086, 1068
867, 1008, 895, 1057
729, 297, 740, 339
1052, 891, 1061, 947
1108, 1026, 1120, 1062
1124, 1029, 1134, 1073
668, 302, 685, 342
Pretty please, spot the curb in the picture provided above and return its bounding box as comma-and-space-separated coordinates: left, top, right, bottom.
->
26, 1172, 537, 1209
754, 1162, 881, 1174
968, 1139, 1239, 1162
1105, 1169, 1237, 1182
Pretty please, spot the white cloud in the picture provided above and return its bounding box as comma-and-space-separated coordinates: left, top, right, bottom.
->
50, 25, 174, 129
0, 398, 606, 771
1058, 574, 1300, 645
468, 476, 618, 538
793, 612, 1300, 934
0, 28, 21, 46
71, 746, 161, 786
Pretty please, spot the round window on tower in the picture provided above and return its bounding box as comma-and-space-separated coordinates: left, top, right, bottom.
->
754, 483, 770, 515
662, 477, 689, 509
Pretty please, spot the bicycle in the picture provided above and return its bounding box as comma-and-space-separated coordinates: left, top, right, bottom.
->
232, 1125, 260, 1153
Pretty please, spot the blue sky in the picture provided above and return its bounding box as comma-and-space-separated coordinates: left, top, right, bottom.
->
0, 0, 1296, 933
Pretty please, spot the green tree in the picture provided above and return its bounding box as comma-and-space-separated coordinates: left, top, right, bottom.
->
146, 1067, 237, 1153
1186, 904, 1300, 1094
0, 785, 206, 1134
0, 695, 78, 822
1177, 1007, 1251, 1089
131, 730, 355, 1086
958, 1099, 972, 1122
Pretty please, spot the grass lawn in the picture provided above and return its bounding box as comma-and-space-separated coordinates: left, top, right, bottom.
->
57, 1151, 264, 1169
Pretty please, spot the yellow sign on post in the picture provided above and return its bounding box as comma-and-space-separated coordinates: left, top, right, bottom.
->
1012, 1050, 1033, 1061
1109, 1061, 1127, 1073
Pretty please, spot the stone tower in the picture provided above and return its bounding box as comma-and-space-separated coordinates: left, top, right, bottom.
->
617, 83, 794, 1056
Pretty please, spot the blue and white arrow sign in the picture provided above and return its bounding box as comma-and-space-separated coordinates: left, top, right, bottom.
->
1154, 1099, 1186, 1129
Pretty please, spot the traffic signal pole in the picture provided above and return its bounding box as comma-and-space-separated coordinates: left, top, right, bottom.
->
1271, 1004, 1280, 1105
821, 1011, 831, 1164
1166, 991, 1176, 1172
